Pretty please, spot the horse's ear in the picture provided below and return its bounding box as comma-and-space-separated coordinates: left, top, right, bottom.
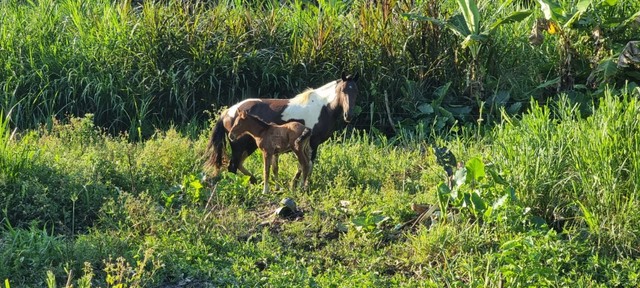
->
341, 72, 359, 82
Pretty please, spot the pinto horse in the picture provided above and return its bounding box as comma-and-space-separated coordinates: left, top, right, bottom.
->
205, 72, 359, 181
228, 110, 312, 193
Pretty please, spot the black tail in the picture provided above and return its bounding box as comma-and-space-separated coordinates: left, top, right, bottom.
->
294, 127, 312, 151
204, 118, 227, 171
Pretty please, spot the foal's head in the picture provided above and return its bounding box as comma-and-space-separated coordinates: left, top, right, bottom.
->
336, 72, 359, 123
228, 110, 266, 141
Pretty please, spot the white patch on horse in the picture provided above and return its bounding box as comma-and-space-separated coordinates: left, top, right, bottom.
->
281, 81, 337, 129
228, 99, 262, 117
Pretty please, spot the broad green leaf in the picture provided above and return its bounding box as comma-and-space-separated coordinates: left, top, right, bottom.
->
417, 103, 434, 114
564, 0, 591, 28
597, 59, 618, 79
487, 166, 508, 185
351, 217, 368, 228
448, 14, 472, 37
445, 105, 473, 118
437, 182, 451, 213
576, 0, 592, 13
433, 82, 451, 106
604, 0, 617, 5
489, 10, 533, 32
536, 0, 565, 21
507, 102, 522, 114
470, 191, 487, 214
465, 157, 485, 183
457, 0, 480, 35
483, 206, 494, 219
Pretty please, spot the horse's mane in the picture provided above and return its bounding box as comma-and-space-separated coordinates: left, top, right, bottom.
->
289, 88, 315, 105
244, 112, 273, 128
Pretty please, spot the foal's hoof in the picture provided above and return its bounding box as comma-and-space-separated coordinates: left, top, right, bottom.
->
249, 176, 258, 184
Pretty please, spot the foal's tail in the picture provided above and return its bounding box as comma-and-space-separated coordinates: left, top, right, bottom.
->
294, 127, 312, 152
204, 117, 227, 171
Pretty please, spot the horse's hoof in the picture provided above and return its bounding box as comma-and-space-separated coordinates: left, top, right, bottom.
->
249, 176, 258, 184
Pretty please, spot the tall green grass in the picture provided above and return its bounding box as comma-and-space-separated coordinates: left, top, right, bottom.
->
7, 0, 637, 135
491, 86, 640, 254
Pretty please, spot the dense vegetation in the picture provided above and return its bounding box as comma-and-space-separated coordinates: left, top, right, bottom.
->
2, 0, 638, 136
2, 0, 640, 286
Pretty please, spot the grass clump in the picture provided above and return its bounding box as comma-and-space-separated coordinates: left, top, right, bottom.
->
492, 87, 640, 255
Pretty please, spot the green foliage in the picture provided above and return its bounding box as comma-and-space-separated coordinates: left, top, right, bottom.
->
0, 225, 69, 286
405, 0, 532, 101
492, 89, 640, 254
3, 84, 640, 286
437, 156, 517, 221
350, 209, 390, 235
532, 0, 640, 90
4, 0, 636, 135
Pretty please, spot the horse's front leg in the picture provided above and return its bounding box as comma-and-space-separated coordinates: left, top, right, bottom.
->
230, 137, 258, 183
272, 154, 280, 191
292, 145, 310, 190
308, 142, 319, 180
291, 165, 302, 190
301, 144, 312, 190
262, 151, 271, 194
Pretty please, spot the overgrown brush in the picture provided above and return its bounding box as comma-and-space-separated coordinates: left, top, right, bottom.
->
4, 0, 637, 137
492, 86, 640, 255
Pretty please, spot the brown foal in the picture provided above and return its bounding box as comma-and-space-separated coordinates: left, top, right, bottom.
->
228, 110, 312, 193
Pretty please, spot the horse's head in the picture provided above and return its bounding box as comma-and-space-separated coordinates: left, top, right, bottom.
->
336, 72, 359, 123
228, 110, 249, 142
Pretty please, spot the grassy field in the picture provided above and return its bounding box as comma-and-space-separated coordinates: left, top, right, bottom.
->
2, 87, 640, 287
2, 0, 640, 286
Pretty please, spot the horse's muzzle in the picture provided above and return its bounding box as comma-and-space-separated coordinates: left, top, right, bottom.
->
344, 113, 352, 123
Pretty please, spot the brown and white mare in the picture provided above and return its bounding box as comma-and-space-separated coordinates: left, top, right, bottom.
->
228, 110, 312, 193
205, 73, 359, 182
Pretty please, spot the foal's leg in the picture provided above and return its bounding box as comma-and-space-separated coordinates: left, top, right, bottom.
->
272, 154, 280, 191
262, 151, 272, 194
